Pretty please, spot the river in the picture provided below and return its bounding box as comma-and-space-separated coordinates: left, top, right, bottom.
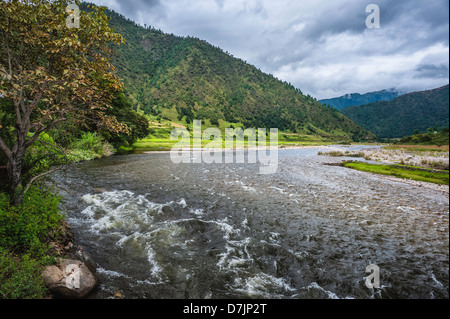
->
50, 146, 449, 299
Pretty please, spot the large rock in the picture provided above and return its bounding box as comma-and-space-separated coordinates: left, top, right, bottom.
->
42, 259, 99, 298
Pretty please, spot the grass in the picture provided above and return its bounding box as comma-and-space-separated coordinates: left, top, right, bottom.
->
342, 161, 449, 185
132, 136, 333, 152
131, 122, 344, 152
132, 138, 179, 151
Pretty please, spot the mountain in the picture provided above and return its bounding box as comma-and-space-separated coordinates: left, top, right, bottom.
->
340, 85, 449, 138
80, 4, 374, 142
319, 89, 404, 110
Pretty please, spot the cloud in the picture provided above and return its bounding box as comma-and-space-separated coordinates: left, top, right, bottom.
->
90, 0, 449, 99
214, 0, 224, 10
93, 0, 167, 24
415, 64, 449, 79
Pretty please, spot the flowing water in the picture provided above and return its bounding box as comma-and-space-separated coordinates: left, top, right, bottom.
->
51, 146, 449, 299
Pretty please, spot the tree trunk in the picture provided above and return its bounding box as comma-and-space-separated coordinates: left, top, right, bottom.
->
7, 151, 24, 206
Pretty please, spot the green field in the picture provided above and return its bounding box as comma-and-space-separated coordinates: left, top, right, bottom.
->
128, 120, 337, 152
130, 136, 331, 152
342, 161, 449, 185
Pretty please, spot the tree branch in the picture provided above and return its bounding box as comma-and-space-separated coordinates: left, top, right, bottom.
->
22, 166, 63, 196
24, 117, 68, 149
5, 18, 13, 77
37, 138, 71, 165
0, 136, 12, 161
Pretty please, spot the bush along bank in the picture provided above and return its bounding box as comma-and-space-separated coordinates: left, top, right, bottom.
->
66, 132, 116, 163
0, 187, 66, 298
0, 186, 99, 299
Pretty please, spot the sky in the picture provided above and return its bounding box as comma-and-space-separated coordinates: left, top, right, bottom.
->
90, 0, 449, 99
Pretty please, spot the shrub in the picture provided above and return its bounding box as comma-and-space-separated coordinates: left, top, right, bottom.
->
75, 132, 104, 153
0, 187, 64, 256
0, 187, 66, 299
67, 132, 116, 162
67, 148, 101, 162
0, 248, 47, 299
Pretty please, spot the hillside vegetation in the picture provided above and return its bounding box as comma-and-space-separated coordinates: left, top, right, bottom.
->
319, 88, 403, 110
340, 85, 449, 138
396, 127, 449, 146
86, 4, 374, 142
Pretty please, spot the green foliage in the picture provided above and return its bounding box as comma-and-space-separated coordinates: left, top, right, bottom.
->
0, 111, 68, 191
0, 187, 64, 256
103, 91, 151, 147
0, 96, 69, 191
67, 132, 114, 162
22, 132, 67, 185
397, 127, 449, 146
78, 132, 103, 151
0, 185, 67, 299
343, 161, 449, 185
0, 248, 47, 299
340, 85, 449, 138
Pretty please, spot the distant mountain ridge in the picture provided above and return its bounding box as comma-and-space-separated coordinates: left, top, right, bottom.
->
319, 89, 404, 110
79, 3, 374, 142
340, 85, 449, 138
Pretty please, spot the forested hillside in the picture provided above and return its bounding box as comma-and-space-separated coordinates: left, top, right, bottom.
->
319, 89, 403, 110
85, 3, 374, 141
340, 85, 449, 138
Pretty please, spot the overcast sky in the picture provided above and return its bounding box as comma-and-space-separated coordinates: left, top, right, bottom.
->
90, 0, 449, 99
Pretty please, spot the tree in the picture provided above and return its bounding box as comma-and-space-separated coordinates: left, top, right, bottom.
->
0, 0, 128, 205
103, 91, 151, 146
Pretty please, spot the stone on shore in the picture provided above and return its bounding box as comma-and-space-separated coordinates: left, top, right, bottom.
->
42, 259, 99, 298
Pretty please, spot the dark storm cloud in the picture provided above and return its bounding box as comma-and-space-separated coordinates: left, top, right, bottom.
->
90, 0, 449, 99
380, 0, 449, 28
292, 4, 367, 39
270, 0, 448, 61
414, 64, 449, 79
117, 0, 162, 14
94, 0, 167, 24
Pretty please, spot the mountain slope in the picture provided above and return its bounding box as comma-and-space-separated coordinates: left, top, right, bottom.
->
340, 85, 449, 138
83, 3, 374, 141
319, 89, 404, 110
